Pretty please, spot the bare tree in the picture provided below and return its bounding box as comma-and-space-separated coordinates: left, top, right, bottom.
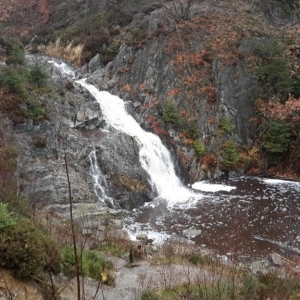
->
159, 0, 196, 21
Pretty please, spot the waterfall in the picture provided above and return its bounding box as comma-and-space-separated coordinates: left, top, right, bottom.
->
48, 59, 76, 79
77, 79, 198, 203
88, 150, 115, 207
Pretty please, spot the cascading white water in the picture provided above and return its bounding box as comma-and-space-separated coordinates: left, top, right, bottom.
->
77, 79, 198, 203
48, 59, 76, 79
88, 150, 113, 204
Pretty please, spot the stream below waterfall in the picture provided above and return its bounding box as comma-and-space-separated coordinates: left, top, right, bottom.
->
50, 57, 300, 261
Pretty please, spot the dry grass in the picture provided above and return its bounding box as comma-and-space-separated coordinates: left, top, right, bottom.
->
38, 40, 84, 66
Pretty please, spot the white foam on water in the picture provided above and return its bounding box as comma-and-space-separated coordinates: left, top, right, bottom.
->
191, 181, 236, 192
262, 178, 300, 186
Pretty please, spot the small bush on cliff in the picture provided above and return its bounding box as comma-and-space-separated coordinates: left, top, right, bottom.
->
26, 95, 46, 123
257, 58, 292, 101
2, 67, 29, 95
0, 219, 61, 278
186, 121, 200, 139
254, 38, 300, 101
5, 39, 25, 65
194, 140, 205, 157
30, 62, 49, 88
219, 118, 235, 134
163, 101, 181, 126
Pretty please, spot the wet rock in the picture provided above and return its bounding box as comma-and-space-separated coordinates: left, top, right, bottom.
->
268, 252, 284, 266
97, 132, 153, 209
132, 101, 141, 108
249, 260, 269, 274
88, 53, 103, 74
136, 233, 148, 241
183, 228, 202, 238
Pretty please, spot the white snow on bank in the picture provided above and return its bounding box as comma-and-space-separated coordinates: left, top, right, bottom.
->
191, 182, 236, 192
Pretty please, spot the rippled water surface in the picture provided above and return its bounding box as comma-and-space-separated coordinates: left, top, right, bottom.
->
125, 177, 300, 259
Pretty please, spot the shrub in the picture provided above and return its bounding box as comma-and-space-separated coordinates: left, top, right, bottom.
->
186, 253, 212, 265
253, 38, 284, 60
219, 118, 235, 134
2, 67, 28, 95
163, 101, 181, 126
61, 246, 114, 284
30, 63, 49, 88
257, 58, 292, 101
240, 272, 300, 300
259, 120, 291, 155
0, 202, 17, 230
26, 95, 46, 123
222, 140, 240, 169
186, 121, 199, 139
100, 41, 120, 64
0, 219, 61, 278
254, 38, 300, 101
202, 153, 218, 170
6, 43, 25, 65
194, 140, 205, 157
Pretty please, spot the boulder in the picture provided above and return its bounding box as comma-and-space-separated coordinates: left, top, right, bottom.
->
268, 252, 284, 267
88, 53, 103, 74
249, 260, 269, 274
136, 233, 148, 241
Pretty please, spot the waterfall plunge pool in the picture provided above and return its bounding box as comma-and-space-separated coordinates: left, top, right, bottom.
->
124, 176, 300, 260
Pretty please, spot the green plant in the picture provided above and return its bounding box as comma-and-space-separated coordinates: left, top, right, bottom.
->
26, 95, 46, 123
0, 202, 17, 230
186, 121, 200, 139
194, 140, 205, 157
30, 63, 49, 88
6, 43, 25, 65
239, 272, 300, 300
257, 58, 292, 101
219, 118, 235, 134
254, 38, 300, 101
163, 101, 181, 126
222, 140, 240, 169
253, 38, 284, 60
141, 290, 161, 300
186, 253, 212, 265
61, 246, 114, 284
259, 119, 291, 155
2, 67, 28, 95
99, 41, 120, 64
0, 219, 61, 278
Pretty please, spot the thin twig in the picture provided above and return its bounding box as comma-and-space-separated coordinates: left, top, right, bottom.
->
64, 153, 81, 300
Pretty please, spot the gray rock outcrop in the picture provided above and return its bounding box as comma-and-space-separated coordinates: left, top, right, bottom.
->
4, 55, 153, 210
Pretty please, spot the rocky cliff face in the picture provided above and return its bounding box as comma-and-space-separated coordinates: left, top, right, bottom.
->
86, 2, 263, 182
0, 55, 152, 211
